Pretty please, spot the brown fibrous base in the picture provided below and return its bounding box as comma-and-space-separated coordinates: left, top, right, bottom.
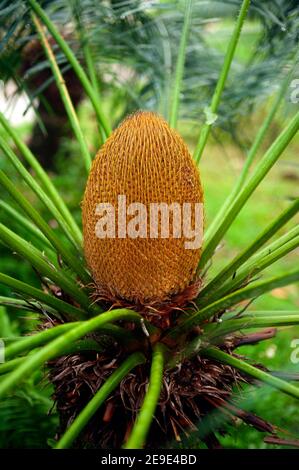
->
89, 278, 203, 330
49, 344, 277, 449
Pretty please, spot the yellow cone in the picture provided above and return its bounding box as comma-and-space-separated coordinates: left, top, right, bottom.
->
82, 111, 203, 303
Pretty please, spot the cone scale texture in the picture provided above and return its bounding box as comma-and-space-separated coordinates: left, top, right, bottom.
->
82, 111, 203, 304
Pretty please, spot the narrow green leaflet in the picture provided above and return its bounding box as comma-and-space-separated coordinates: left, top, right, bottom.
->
199, 109, 299, 269
0, 170, 90, 283
124, 344, 165, 449
0, 309, 141, 398
193, 0, 251, 163
33, 14, 92, 173
197, 199, 299, 306
55, 352, 146, 449
169, 0, 193, 128
203, 348, 299, 399
0, 112, 82, 246
28, 0, 111, 138
169, 269, 299, 338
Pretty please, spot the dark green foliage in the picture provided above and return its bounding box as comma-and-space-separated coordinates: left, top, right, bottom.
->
0, 385, 57, 448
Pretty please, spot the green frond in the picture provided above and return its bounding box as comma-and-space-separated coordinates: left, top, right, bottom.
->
55, 352, 146, 449
203, 348, 299, 400
124, 344, 165, 449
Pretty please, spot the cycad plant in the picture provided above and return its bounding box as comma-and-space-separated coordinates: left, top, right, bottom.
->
0, 0, 298, 449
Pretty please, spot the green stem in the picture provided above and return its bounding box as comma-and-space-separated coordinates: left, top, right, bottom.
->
0, 272, 86, 321
171, 313, 299, 367
27, 0, 111, 138
0, 296, 62, 319
156, 19, 172, 121
0, 357, 25, 375
193, 0, 251, 163
210, 229, 299, 305
71, 0, 105, 144
0, 112, 82, 246
124, 344, 165, 449
204, 58, 298, 242
0, 338, 125, 376
197, 199, 299, 306
239, 227, 299, 274
0, 223, 95, 313
167, 335, 202, 369
0, 136, 81, 250
169, 269, 299, 338
61, 338, 105, 355
203, 347, 299, 399
5, 321, 131, 361
199, 109, 299, 269
0, 309, 141, 398
0, 294, 145, 344
83, 44, 100, 101
0, 199, 53, 251
32, 14, 92, 173
55, 352, 146, 449
83, 45, 105, 144
235, 310, 299, 317
0, 170, 90, 283
5, 322, 79, 360
169, 0, 193, 128
203, 315, 299, 341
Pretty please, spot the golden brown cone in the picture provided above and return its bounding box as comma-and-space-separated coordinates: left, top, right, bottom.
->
82, 111, 204, 304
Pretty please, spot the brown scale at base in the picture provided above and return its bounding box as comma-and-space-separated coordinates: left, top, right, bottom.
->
49, 343, 277, 449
